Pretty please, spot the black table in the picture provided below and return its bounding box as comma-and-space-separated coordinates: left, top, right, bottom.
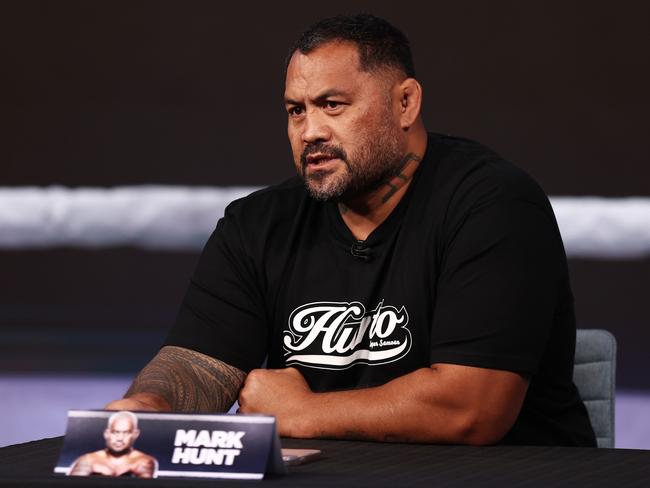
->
1, 437, 649, 487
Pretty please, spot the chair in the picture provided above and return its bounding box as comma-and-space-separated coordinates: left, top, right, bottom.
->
572, 329, 617, 448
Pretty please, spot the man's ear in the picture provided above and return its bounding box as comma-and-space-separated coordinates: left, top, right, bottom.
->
397, 78, 423, 130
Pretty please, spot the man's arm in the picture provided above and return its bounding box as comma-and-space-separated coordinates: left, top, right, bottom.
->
132, 455, 158, 479
239, 363, 528, 445
106, 345, 246, 412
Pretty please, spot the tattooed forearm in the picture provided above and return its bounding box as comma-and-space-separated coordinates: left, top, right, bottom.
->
125, 346, 246, 413
381, 152, 422, 204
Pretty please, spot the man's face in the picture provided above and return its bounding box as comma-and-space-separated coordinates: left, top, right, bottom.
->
104, 416, 139, 455
284, 42, 406, 201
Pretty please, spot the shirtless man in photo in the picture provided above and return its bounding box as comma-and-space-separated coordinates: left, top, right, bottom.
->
68, 411, 157, 478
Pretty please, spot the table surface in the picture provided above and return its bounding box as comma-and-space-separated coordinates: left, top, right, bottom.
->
1, 436, 650, 487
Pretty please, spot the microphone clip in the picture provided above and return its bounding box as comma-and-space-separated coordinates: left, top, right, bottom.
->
350, 241, 372, 262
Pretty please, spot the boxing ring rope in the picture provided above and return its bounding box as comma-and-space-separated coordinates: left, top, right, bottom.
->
1, 186, 649, 259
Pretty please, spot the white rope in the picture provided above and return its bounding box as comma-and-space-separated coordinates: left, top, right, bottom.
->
551, 197, 650, 259
0, 186, 256, 251
0, 186, 649, 258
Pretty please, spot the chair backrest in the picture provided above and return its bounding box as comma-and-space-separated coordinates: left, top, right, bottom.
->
572, 329, 617, 448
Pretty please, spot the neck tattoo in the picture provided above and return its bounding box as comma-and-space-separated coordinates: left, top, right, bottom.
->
380, 152, 422, 204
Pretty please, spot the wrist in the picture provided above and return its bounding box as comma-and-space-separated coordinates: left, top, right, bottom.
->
105, 392, 171, 412
290, 391, 321, 438
130, 392, 172, 411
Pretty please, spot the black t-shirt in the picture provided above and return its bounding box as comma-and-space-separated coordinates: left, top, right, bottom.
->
166, 133, 596, 447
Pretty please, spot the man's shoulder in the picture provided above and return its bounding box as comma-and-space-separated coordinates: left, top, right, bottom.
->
224, 177, 308, 220
209, 177, 316, 251
427, 133, 550, 209
130, 450, 156, 463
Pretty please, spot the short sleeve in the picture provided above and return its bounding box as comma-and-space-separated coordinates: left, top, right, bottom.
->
430, 194, 566, 376
165, 205, 268, 372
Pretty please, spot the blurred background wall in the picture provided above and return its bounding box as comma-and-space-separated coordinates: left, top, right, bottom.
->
1, 1, 648, 446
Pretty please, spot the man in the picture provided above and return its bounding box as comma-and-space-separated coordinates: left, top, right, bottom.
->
107, 14, 595, 446
69, 411, 157, 477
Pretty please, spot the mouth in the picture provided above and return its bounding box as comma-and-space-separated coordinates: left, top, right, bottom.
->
304, 153, 341, 171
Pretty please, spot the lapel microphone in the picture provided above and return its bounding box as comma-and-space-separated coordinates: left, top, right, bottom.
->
350, 241, 372, 262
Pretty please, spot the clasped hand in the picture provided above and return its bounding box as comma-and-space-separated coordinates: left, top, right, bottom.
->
238, 367, 315, 437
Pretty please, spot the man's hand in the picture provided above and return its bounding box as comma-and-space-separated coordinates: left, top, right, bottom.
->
238, 367, 315, 437
105, 392, 171, 412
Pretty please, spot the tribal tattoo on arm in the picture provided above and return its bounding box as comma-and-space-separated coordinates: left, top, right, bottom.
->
381, 152, 422, 204
125, 346, 246, 412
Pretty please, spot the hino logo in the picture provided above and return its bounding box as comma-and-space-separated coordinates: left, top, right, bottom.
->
283, 300, 411, 370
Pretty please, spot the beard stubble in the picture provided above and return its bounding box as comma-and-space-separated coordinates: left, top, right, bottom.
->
299, 111, 404, 202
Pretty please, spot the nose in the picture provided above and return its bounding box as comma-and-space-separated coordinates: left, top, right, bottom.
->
301, 109, 330, 144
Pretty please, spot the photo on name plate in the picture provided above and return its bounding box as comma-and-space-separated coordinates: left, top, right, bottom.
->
54, 410, 280, 480
58, 411, 159, 478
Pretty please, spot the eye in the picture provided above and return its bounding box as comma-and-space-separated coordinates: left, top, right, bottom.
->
288, 106, 304, 117
324, 100, 342, 110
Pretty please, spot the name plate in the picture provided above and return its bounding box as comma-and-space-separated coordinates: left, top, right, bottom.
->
54, 410, 286, 480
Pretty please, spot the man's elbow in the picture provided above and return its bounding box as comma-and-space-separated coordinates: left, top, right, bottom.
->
452, 408, 516, 445
405, 401, 515, 445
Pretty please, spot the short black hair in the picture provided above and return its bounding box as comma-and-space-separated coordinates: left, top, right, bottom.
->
287, 14, 416, 78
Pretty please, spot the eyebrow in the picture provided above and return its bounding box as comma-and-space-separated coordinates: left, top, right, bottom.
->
284, 89, 351, 106
284, 96, 301, 106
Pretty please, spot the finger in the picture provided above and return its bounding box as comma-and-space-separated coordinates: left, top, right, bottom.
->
238, 397, 248, 412
238, 388, 247, 408
284, 367, 302, 377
